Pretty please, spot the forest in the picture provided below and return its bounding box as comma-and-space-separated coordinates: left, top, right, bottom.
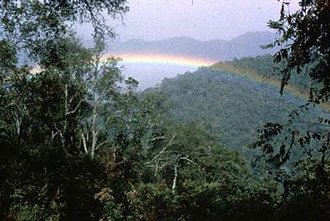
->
152, 60, 328, 151
0, 1, 330, 220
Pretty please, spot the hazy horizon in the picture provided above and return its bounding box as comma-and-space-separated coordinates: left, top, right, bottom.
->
109, 30, 275, 43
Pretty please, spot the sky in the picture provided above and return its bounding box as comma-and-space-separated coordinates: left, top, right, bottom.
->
106, 0, 293, 42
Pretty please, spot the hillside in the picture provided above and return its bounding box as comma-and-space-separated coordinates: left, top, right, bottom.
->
150, 61, 328, 152
213, 55, 312, 96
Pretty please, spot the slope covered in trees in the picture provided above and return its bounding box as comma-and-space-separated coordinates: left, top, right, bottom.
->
151, 61, 328, 152
213, 55, 312, 98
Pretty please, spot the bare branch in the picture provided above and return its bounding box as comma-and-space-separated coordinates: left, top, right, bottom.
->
150, 134, 176, 162
66, 99, 83, 115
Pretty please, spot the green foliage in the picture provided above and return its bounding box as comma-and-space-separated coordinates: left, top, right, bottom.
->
279, 160, 330, 220
0, 34, 144, 219
251, 0, 330, 187
0, 39, 16, 71
266, 0, 330, 102
0, 0, 129, 43
152, 65, 325, 152
229, 54, 312, 94
249, 3, 330, 220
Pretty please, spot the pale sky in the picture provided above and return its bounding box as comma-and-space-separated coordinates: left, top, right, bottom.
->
77, 0, 299, 42
111, 0, 298, 41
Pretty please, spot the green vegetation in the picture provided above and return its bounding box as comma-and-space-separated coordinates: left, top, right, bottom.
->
1, 0, 330, 220
152, 64, 327, 152
211, 54, 313, 99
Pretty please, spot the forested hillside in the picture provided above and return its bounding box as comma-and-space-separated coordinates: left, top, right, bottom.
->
214, 54, 312, 97
152, 63, 328, 152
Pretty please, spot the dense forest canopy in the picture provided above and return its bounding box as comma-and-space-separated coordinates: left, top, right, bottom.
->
152, 58, 329, 152
0, 0, 330, 220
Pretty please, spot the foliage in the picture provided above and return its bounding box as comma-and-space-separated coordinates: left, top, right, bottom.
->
151, 65, 326, 152
266, 0, 330, 102
0, 0, 129, 42
278, 160, 330, 220
249, 2, 330, 220
228, 54, 312, 94
251, 0, 330, 175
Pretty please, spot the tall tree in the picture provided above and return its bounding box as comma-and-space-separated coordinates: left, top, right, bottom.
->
0, 1, 129, 219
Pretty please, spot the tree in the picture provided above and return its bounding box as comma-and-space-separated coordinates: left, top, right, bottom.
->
252, 0, 330, 165
78, 42, 123, 159
267, 0, 330, 102
251, 3, 330, 219
0, 0, 129, 79
0, 1, 130, 219
0, 1, 128, 40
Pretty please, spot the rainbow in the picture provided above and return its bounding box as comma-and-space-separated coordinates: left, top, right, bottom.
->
210, 62, 330, 111
101, 52, 312, 101
108, 52, 217, 68
109, 52, 307, 99
109, 52, 315, 103
210, 61, 308, 98
31, 53, 216, 73
29, 51, 330, 111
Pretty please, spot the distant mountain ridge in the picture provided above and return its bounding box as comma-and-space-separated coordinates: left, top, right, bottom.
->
110, 31, 278, 61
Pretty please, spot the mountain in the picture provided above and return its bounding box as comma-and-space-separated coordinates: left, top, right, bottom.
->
110, 31, 278, 60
